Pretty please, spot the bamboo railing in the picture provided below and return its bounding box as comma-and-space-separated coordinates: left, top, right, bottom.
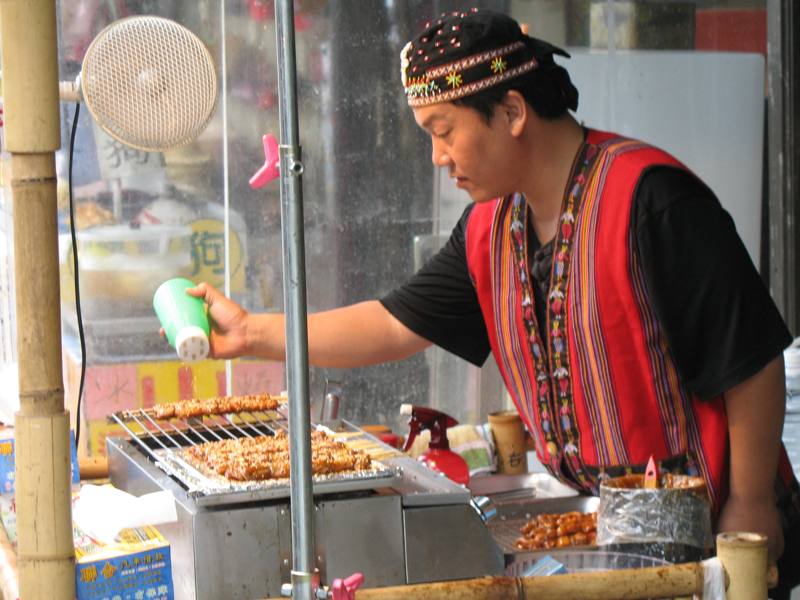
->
0, 0, 76, 598
267, 532, 770, 600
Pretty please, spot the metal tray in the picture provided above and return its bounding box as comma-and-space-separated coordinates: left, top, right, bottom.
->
488, 494, 600, 555
468, 472, 580, 502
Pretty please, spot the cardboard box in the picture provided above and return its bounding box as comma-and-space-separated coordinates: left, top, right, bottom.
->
74, 524, 173, 600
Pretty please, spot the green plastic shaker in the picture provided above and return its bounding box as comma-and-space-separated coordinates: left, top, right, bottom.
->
153, 277, 210, 363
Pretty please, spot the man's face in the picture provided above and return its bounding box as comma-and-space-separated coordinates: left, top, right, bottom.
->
413, 102, 519, 203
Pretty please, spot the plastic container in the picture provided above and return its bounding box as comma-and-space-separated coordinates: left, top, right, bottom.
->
597, 473, 712, 563
73, 224, 192, 304
488, 410, 527, 474
153, 278, 210, 363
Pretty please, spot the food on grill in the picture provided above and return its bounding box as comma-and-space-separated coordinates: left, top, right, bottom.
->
153, 394, 282, 420
514, 511, 597, 550
185, 431, 372, 481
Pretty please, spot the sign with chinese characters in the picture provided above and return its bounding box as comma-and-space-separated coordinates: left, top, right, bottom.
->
188, 219, 245, 291
93, 124, 165, 194
76, 545, 173, 600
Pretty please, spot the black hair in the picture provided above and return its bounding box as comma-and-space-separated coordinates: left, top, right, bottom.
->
453, 62, 579, 122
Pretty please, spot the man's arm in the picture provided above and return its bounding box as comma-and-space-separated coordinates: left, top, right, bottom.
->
189, 283, 431, 367
717, 354, 786, 562
249, 300, 433, 367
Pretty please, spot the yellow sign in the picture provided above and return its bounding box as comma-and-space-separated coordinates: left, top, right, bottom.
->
189, 219, 245, 291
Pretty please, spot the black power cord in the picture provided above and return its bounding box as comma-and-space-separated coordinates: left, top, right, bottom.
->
67, 102, 87, 450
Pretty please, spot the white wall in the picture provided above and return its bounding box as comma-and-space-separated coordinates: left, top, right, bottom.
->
565, 50, 765, 266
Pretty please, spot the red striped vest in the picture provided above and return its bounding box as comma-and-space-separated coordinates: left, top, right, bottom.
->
465, 130, 731, 508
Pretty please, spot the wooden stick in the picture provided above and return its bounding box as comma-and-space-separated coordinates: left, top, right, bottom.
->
0, 1, 76, 597
716, 531, 768, 600
78, 455, 109, 480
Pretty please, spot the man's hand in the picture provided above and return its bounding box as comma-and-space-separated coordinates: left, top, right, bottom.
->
717, 495, 784, 563
187, 282, 250, 359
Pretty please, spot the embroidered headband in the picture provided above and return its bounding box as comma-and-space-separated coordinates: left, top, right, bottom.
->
401, 9, 571, 108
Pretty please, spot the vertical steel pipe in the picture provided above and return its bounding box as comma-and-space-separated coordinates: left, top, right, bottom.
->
0, 0, 75, 596
274, 1, 315, 599
767, 0, 799, 332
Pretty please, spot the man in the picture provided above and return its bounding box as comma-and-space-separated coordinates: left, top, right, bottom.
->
187, 9, 798, 596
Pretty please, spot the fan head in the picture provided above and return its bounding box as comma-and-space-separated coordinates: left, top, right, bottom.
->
81, 16, 218, 152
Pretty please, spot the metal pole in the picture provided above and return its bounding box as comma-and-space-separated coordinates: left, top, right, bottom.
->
767, 0, 799, 333
274, 1, 315, 599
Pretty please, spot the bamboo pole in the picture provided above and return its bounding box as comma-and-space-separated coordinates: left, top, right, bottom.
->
264, 563, 705, 600
0, 0, 76, 597
716, 531, 768, 600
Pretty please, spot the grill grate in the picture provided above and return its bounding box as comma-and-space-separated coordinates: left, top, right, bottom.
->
486, 495, 601, 556
109, 407, 404, 505
489, 515, 536, 554
111, 406, 286, 455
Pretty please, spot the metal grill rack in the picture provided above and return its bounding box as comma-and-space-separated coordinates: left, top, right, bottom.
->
487, 495, 600, 554
108, 407, 404, 506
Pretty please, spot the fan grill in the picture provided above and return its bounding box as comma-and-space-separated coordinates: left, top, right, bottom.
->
82, 16, 218, 152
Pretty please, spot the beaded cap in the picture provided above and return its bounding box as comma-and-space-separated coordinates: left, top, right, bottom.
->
401, 9, 570, 108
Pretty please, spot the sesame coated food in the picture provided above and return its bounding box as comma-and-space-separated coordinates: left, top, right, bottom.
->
185, 431, 372, 482
153, 394, 281, 420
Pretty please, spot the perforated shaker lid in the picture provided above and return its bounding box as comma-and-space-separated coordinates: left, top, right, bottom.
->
175, 325, 210, 363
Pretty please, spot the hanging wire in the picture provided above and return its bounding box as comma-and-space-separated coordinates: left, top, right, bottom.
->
67, 103, 88, 449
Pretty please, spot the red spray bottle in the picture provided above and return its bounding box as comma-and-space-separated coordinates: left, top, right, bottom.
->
400, 404, 470, 486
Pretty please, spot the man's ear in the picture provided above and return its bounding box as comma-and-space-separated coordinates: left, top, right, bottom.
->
500, 90, 528, 137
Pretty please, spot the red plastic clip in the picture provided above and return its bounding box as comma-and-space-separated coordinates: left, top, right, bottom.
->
249, 134, 280, 189
331, 573, 364, 600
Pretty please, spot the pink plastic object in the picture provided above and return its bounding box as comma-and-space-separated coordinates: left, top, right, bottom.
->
644, 455, 658, 489
249, 134, 280, 189
331, 573, 364, 600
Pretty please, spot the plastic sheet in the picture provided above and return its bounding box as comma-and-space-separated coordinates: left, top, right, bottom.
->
72, 483, 178, 544
701, 557, 727, 600
597, 474, 713, 562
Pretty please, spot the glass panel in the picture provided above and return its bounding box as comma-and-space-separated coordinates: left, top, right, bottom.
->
49, 0, 769, 455
238, 1, 513, 432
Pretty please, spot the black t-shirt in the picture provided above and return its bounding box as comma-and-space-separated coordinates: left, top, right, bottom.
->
380, 166, 793, 399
